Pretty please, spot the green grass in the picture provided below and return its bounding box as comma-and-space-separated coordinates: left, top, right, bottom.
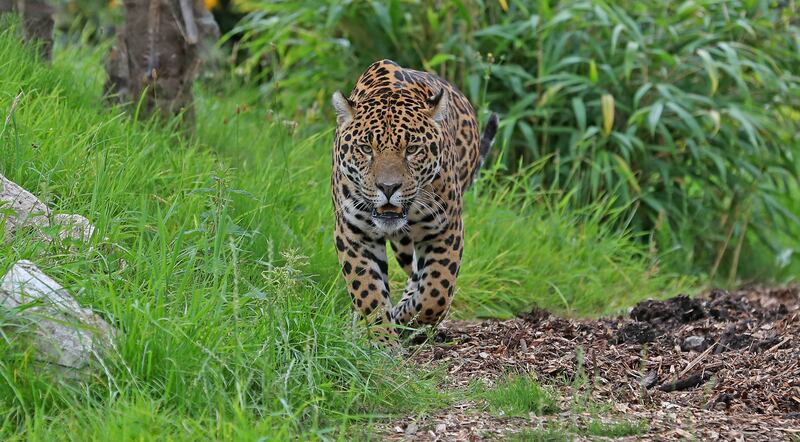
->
194, 77, 689, 320
0, 23, 446, 440
582, 420, 648, 438
507, 428, 570, 442
480, 375, 559, 417
1, 20, 683, 440
507, 419, 648, 442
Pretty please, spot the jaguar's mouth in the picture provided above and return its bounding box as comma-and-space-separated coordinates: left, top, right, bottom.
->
371, 204, 407, 220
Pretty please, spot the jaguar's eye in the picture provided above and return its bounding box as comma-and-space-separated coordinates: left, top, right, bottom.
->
359, 145, 373, 155
406, 145, 421, 156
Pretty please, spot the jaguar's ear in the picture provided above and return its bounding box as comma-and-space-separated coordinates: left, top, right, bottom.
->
427, 89, 449, 123
332, 91, 355, 126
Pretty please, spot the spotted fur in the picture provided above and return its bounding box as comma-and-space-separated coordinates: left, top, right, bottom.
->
331, 59, 498, 339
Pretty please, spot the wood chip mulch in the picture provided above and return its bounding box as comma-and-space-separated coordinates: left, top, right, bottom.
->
385, 286, 800, 441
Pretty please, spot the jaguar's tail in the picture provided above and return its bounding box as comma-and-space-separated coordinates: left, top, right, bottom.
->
480, 112, 499, 163
468, 112, 499, 188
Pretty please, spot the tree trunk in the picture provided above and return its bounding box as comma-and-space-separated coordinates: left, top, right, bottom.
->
0, 0, 55, 61
104, 0, 219, 125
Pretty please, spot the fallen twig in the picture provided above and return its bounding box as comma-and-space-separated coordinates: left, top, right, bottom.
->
679, 342, 716, 377
657, 371, 714, 392
766, 337, 791, 354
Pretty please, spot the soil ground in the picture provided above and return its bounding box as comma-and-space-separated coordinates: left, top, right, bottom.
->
387, 286, 800, 441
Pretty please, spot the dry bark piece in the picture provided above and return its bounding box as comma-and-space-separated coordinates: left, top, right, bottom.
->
657, 372, 714, 392
0, 260, 115, 375
614, 321, 660, 344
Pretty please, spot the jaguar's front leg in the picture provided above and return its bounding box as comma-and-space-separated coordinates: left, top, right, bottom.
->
391, 224, 462, 327
334, 219, 395, 338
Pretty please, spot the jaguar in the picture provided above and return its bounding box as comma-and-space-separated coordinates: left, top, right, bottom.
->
331, 59, 498, 339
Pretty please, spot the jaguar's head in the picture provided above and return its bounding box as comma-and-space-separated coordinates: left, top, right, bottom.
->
332, 88, 448, 233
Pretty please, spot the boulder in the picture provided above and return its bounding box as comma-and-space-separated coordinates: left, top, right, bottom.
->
0, 260, 114, 374
0, 173, 50, 239
1, 174, 96, 243
53, 213, 96, 242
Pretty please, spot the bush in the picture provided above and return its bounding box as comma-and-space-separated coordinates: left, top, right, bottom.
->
230, 0, 800, 279
472, 0, 800, 280
225, 0, 500, 115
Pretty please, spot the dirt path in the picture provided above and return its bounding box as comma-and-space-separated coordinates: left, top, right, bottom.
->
387, 287, 800, 441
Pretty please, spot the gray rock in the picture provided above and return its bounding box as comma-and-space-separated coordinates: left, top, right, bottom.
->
1, 174, 96, 243
681, 335, 709, 352
0, 174, 50, 239
0, 260, 114, 374
52, 213, 96, 242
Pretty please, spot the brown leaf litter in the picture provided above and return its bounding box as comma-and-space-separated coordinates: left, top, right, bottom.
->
384, 286, 800, 441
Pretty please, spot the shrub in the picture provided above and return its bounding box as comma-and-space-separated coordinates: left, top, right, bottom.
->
471, 0, 800, 279
230, 0, 800, 279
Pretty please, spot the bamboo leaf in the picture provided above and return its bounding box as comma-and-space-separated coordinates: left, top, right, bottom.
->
424, 53, 455, 70
610, 24, 624, 56
697, 49, 719, 96
589, 60, 598, 83
601, 94, 615, 136
572, 97, 586, 132
708, 109, 720, 136
624, 41, 639, 81
665, 102, 703, 140
647, 101, 663, 137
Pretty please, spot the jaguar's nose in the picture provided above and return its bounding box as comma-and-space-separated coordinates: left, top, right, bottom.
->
377, 182, 401, 200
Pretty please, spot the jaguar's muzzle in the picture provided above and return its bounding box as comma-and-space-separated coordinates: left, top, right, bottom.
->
371, 204, 407, 220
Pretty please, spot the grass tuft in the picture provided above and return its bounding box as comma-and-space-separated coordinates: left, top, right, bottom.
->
582, 419, 648, 438
481, 375, 559, 417
506, 428, 570, 442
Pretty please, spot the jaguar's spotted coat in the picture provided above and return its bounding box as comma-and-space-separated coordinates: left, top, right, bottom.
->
331, 59, 498, 339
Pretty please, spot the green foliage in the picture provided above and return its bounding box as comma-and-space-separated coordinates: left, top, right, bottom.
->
0, 24, 445, 439
226, 0, 500, 116
480, 375, 559, 416
57, 0, 122, 38
0, 20, 679, 439
198, 86, 686, 320
231, 0, 800, 279
458, 160, 686, 318
474, 0, 800, 280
